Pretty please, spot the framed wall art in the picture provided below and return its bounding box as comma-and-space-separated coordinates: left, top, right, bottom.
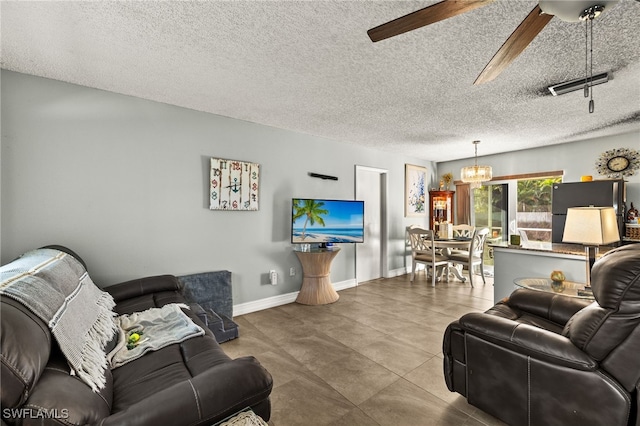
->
210, 157, 260, 211
405, 164, 427, 217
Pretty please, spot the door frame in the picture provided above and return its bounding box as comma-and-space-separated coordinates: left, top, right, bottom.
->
355, 165, 389, 283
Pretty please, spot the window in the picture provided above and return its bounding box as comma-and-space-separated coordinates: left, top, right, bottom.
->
516, 177, 561, 242
471, 172, 563, 243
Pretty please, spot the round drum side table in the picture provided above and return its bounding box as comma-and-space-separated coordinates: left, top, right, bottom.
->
294, 248, 340, 305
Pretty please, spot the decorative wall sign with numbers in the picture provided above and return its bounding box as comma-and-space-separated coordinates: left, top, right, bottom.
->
210, 158, 260, 211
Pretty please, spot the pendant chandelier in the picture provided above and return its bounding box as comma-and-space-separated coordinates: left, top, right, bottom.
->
460, 140, 492, 189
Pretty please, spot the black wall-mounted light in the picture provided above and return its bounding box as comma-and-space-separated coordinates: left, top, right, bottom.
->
308, 172, 338, 181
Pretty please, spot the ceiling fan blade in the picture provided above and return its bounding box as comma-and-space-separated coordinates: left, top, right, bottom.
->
368, 0, 495, 43
474, 5, 553, 85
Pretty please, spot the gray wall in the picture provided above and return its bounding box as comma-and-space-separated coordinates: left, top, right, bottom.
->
3, 70, 638, 308
1, 70, 435, 304
437, 132, 640, 212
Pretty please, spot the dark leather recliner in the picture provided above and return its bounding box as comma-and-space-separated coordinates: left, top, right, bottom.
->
443, 244, 640, 426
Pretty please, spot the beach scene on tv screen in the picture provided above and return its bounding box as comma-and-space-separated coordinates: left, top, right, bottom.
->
292, 199, 364, 243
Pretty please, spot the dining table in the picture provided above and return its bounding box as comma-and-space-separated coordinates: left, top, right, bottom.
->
432, 237, 473, 282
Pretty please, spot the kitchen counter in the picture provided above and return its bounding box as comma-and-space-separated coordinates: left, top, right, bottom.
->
490, 241, 615, 258
489, 241, 617, 303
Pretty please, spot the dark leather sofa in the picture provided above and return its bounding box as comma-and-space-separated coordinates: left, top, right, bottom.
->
443, 244, 640, 426
1, 248, 273, 426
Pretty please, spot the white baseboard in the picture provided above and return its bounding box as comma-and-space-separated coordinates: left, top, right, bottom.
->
233, 278, 357, 316
334, 278, 357, 292
386, 267, 410, 278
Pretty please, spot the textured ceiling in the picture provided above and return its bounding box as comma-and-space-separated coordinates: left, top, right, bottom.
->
1, 1, 639, 162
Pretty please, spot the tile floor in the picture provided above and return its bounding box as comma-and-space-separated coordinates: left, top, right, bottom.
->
222, 270, 507, 426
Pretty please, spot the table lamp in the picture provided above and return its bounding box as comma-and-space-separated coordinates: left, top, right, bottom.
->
562, 206, 620, 286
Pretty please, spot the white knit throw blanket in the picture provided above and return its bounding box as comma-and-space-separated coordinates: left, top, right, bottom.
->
107, 303, 204, 369
0, 248, 117, 392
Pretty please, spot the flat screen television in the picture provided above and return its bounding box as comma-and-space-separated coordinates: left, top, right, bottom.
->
291, 198, 364, 244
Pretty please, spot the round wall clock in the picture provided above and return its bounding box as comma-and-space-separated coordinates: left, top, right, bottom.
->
595, 148, 639, 178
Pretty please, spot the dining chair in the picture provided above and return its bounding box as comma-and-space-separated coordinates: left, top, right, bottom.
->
450, 224, 476, 255
406, 224, 421, 250
452, 224, 475, 238
447, 227, 490, 287
408, 227, 450, 286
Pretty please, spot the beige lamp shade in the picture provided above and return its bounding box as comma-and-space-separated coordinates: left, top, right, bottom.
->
562, 206, 620, 245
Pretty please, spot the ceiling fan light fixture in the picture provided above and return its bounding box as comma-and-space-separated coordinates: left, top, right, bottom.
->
579, 4, 605, 20
539, 1, 617, 112
461, 141, 492, 189
539, 1, 618, 22
579, 4, 608, 113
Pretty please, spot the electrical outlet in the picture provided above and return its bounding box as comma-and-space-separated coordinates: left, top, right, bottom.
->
269, 270, 278, 285
289, 267, 296, 276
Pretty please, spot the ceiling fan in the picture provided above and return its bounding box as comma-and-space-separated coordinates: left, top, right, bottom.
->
367, 0, 620, 85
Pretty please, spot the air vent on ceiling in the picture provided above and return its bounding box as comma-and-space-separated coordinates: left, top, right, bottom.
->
548, 72, 609, 96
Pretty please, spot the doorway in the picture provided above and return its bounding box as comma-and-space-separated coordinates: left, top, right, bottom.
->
355, 166, 388, 284
472, 183, 508, 241
472, 183, 507, 269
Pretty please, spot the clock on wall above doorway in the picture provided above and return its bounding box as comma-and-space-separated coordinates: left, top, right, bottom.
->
595, 148, 639, 178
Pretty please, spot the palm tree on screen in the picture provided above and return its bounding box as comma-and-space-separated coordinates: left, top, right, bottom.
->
293, 200, 329, 240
